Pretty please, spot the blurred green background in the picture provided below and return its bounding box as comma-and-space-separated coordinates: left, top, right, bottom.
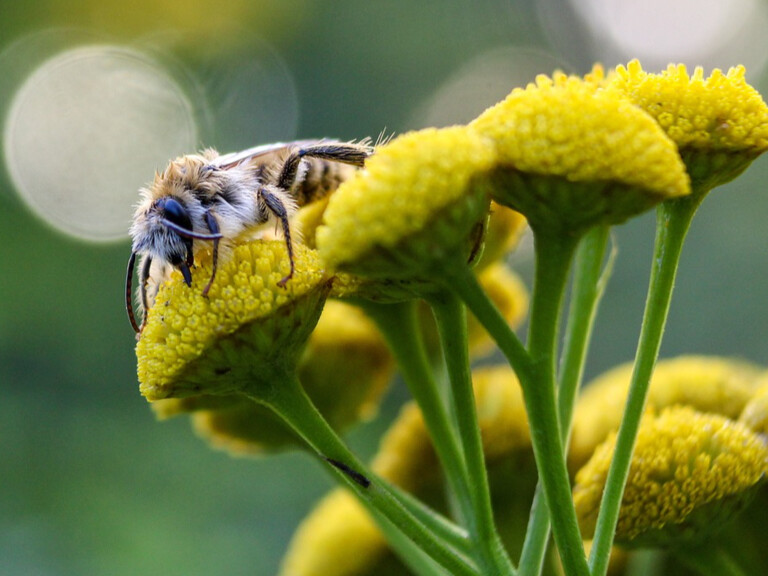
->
3, 1, 768, 574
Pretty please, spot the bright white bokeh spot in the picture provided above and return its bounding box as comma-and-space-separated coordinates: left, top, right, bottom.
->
3, 45, 198, 241
564, 0, 768, 72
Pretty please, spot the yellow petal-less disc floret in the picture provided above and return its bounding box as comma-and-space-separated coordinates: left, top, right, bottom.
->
317, 126, 495, 279
136, 240, 329, 401
573, 406, 768, 546
569, 355, 764, 472
471, 71, 690, 234
607, 60, 768, 190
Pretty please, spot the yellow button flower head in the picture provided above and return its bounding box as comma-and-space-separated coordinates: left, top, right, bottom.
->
136, 240, 329, 401
569, 355, 763, 472
317, 127, 495, 281
144, 301, 393, 457
471, 70, 689, 235
573, 406, 768, 546
607, 60, 768, 191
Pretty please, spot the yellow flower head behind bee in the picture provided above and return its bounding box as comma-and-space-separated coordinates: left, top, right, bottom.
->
317, 126, 495, 281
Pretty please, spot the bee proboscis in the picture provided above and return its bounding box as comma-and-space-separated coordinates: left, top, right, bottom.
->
126, 139, 372, 335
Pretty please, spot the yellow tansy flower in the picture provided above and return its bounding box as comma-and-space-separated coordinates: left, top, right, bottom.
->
569, 355, 764, 472
149, 300, 394, 456
136, 240, 329, 401
317, 126, 495, 280
471, 70, 689, 234
573, 406, 768, 546
607, 60, 768, 190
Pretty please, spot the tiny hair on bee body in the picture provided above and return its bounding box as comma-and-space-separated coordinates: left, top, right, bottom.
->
126, 139, 374, 335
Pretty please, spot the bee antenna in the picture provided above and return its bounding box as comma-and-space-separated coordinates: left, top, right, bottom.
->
125, 252, 141, 334
160, 218, 224, 240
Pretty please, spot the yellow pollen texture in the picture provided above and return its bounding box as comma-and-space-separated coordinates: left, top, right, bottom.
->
317, 126, 496, 270
608, 60, 768, 152
471, 71, 689, 199
573, 406, 768, 543
136, 241, 324, 394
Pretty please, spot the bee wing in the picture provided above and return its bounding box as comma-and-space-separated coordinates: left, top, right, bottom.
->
212, 140, 337, 170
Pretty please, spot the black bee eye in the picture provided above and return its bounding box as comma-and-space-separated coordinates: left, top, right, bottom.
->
157, 197, 193, 232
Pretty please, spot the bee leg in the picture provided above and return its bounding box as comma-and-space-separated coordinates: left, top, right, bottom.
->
276, 142, 371, 192
125, 252, 141, 334
260, 188, 295, 287
138, 255, 153, 334
202, 211, 220, 297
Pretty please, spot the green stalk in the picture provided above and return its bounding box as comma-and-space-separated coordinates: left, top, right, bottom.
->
385, 481, 473, 556
557, 226, 612, 438
518, 226, 611, 575
588, 195, 701, 576
360, 300, 476, 524
447, 233, 590, 576
429, 290, 516, 575
259, 372, 480, 576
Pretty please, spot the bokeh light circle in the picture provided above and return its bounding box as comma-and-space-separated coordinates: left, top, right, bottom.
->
3, 45, 198, 241
412, 47, 567, 129
539, 0, 768, 74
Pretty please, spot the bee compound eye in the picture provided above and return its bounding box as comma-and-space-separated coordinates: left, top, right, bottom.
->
157, 197, 193, 231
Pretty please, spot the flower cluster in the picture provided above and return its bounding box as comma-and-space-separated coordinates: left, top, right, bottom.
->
130, 59, 768, 576
282, 356, 768, 574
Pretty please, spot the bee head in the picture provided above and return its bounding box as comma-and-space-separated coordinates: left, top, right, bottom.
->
154, 196, 195, 285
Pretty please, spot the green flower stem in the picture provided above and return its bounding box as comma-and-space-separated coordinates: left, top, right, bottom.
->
256, 371, 480, 576
384, 481, 473, 556
446, 232, 590, 576
429, 290, 517, 576
557, 226, 612, 437
360, 301, 476, 523
674, 543, 748, 576
519, 226, 611, 575
588, 195, 702, 576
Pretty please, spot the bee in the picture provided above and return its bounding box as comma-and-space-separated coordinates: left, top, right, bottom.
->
126, 139, 372, 335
